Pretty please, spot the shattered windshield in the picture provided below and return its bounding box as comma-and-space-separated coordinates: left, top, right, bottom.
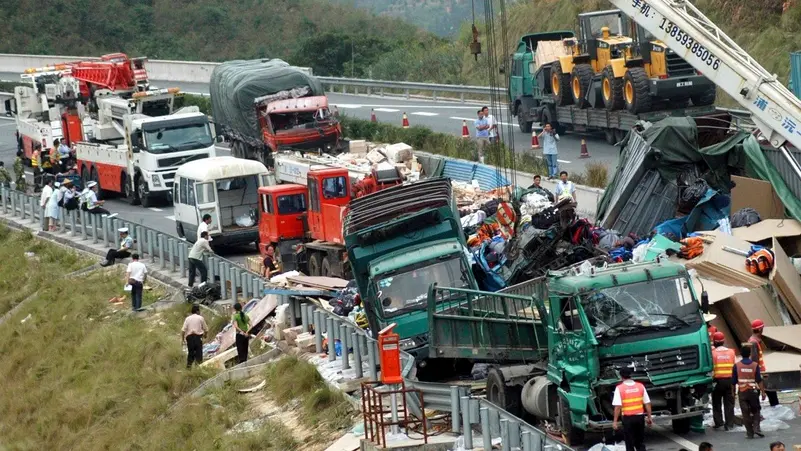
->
374, 257, 468, 317
580, 277, 701, 338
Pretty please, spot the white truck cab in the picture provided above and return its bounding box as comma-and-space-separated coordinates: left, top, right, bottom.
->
173, 156, 274, 248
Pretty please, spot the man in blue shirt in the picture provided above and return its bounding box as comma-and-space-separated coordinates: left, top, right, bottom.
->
538, 123, 560, 179
732, 344, 766, 439
474, 110, 490, 164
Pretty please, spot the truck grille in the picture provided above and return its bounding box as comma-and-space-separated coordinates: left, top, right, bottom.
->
601, 346, 699, 377
157, 153, 208, 168
665, 51, 696, 77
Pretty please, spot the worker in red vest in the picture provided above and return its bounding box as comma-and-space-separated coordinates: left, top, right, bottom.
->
711, 331, 735, 430
612, 367, 652, 451
748, 319, 779, 406
733, 344, 766, 439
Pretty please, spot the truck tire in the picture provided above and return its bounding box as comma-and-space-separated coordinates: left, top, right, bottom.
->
322, 255, 339, 278
571, 64, 594, 108
517, 106, 533, 134
137, 175, 152, 208
624, 67, 652, 114
672, 417, 691, 434
559, 395, 585, 446
486, 367, 522, 418
691, 87, 717, 107
551, 63, 572, 107
601, 66, 624, 111
308, 252, 322, 277
121, 173, 140, 205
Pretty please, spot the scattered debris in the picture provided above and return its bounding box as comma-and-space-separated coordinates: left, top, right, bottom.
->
237, 380, 266, 393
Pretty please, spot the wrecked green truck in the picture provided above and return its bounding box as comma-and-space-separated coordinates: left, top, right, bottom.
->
427, 260, 713, 444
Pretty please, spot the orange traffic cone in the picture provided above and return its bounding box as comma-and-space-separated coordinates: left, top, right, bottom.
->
580, 139, 590, 158
531, 130, 540, 149
370, 109, 377, 122
402, 112, 409, 129
461, 120, 470, 138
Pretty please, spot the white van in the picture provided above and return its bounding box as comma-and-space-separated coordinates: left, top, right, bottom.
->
173, 156, 274, 248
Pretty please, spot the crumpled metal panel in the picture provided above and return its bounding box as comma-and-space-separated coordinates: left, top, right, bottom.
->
600, 131, 651, 226
609, 168, 682, 237
442, 159, 475, 182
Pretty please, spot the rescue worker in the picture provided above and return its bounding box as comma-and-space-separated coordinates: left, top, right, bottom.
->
612, 367, 652, 451
732, 344, 766, 439
711, 331, 735, 430
0, 161, 11, 188
749, 319, 779, 407
85, 181, 110, 215
31, 144, 42, 188
100, 227, 134, 267
13, 151, 26, 192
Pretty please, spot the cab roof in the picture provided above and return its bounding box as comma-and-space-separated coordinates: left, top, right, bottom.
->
261, 95, 329, 113
175, 156, 269, 182
548, 260, 688, 295
258, 183, 306, 194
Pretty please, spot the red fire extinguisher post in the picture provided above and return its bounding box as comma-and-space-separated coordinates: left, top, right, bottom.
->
378, 323, 403, 385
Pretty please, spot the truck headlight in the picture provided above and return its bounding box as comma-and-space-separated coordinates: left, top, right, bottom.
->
151, 174, 161, 187
399, 338, 417, 350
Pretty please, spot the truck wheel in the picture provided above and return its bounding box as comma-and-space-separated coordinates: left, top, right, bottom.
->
604, 129, 617, 145
322, 255, 339, 278
121, 173, 140, 205
516, 102, 533, 133
90, 167, 105, 199
308, 252, 322, 277
672, 418, 691, 434
551, 63, 572, 107
601, 66, 624, 111
690, 87, 717, 107
571, 64, 594, 108
137, 175, 152, 208
559, 395, 585, 446
486, 367, 522, 418
624, 67, 652, 114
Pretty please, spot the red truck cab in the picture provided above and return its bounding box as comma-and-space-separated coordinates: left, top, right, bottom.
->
258, 96, 342, 154
257, 167, 351, 277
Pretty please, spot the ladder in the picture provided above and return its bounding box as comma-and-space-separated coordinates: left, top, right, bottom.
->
607, 0, 801, 179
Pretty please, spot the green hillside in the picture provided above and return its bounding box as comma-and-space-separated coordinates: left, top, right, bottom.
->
332, 0, 486, 36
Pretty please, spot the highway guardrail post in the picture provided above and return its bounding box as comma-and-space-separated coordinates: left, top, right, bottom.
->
229, 267, 238, 301
147, 230, 154, 260
367, 339, 377, 380
404, 88, 410, 100
135, 225, 143, 255
178, 242, 186, 278
102, 215, 109, 246
460, 92, 465, 103
1, 187, 6, 213
366, 86, 371, 96
313, 310, 323, 353
352, 330, 363, 378
206, 256, 215, 282
529, 426, 541, 449
158, 234, 166, 269
21, 194, 28, 220
340, 324, 350, 370
461, 396, 473, 449
300, 303, 309, 333
432, 90, 438, 101
168, 238, 176, 272
451, 386, 461, 432
380, 88, 385, 97
80, 210, 88, 240
255, 278, 263, 298
9, 190, 16, 217
490, 409, 501, 443
508, 418, 520, 449
111, 218, 120, 245
240, 272, 249, 299
91, 214, 98, 244
39, 200, 45, 230
69, 210, 76, 237
59, 207, 66, 233
500, 418, 509, 451
480, 407, 491, 449
219, 262, 228, 298
521, 430, 532, 451
327, 317, 336, 362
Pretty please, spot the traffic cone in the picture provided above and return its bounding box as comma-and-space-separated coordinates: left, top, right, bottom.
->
580, 139, 590, 158
370, 109, 377, 123
461, 120, 469, 138
402, 112, 409, 129
531, 130, 540, 149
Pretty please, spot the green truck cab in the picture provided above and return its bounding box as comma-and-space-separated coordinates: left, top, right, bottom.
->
428, 260, 712, 445
344, 178, 476, 367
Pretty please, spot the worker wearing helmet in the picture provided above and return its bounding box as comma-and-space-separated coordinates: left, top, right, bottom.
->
749, 319, 779, 407
711, 332, 735, 430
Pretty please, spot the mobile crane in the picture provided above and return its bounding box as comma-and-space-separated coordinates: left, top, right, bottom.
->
608, 0, 801, 178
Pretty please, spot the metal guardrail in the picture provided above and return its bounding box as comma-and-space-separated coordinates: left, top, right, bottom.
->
0, 184, 573, 451
317, 76, 504, 103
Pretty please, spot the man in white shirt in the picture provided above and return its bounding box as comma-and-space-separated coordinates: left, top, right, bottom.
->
555, 171, 577, 204
197, 214, 213, 242
188, 231, 214, 288
481, 106, 498, 143
182, 304, 208, 368
40, 177, 54, 231
125, 253, 147, 311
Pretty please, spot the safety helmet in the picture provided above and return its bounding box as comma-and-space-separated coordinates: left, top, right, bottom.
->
712, 331, 725, 342
751, 319, 765, 330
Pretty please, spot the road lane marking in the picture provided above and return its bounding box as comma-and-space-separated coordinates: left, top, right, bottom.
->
373, 108, 399, 113
333, 104, 362, 109
148, 207, 163, 212
448, 116, 519, 129
0, 122, 14, 127
411, 112, 439, 117
165, 215, 175, 221
653, 425, 699, 451
330, 104, 490, 110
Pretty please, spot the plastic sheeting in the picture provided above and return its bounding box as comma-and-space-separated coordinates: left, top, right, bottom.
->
743, 135, 801, 221
210, 59, 325, 145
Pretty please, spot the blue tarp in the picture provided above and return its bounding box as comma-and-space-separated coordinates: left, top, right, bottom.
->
654, 188, 730, 237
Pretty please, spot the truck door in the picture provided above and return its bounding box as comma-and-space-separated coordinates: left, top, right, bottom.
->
258, 192, 276, 248
510, 56, 524, 101
194, 181, 221, 238
550, 295, 599, 385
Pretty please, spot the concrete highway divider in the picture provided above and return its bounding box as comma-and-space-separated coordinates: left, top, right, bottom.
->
0, 185, 572, 451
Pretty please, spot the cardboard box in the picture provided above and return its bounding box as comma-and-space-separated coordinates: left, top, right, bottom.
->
708, 303, 740, 352
720, 287, 784, 344
246, 256, 263, 275
769, 236, 801, 322
534, 40, 572, 72
730, 175, 785, 220
349, 139, 368, 156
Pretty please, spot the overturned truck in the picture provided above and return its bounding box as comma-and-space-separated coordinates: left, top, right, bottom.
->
210, 59, 342, 167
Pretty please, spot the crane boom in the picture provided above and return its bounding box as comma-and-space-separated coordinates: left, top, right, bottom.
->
607, 0, 801, 179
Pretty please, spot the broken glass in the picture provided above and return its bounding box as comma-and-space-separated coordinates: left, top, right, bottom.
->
373, 256, 468, 317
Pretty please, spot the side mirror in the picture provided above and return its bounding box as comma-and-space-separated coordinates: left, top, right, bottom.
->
215, 135, 224, 143
382, 297, 392, 307
701, 291, 710, 314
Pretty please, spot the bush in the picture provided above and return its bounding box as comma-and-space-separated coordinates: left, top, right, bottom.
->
176, 94, 212, 116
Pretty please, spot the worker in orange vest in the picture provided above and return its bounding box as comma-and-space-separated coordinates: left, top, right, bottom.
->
749, 319, 779, 406
612, 367, 652, 451
710, 331, 735, 430
733, 344, 766, 439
